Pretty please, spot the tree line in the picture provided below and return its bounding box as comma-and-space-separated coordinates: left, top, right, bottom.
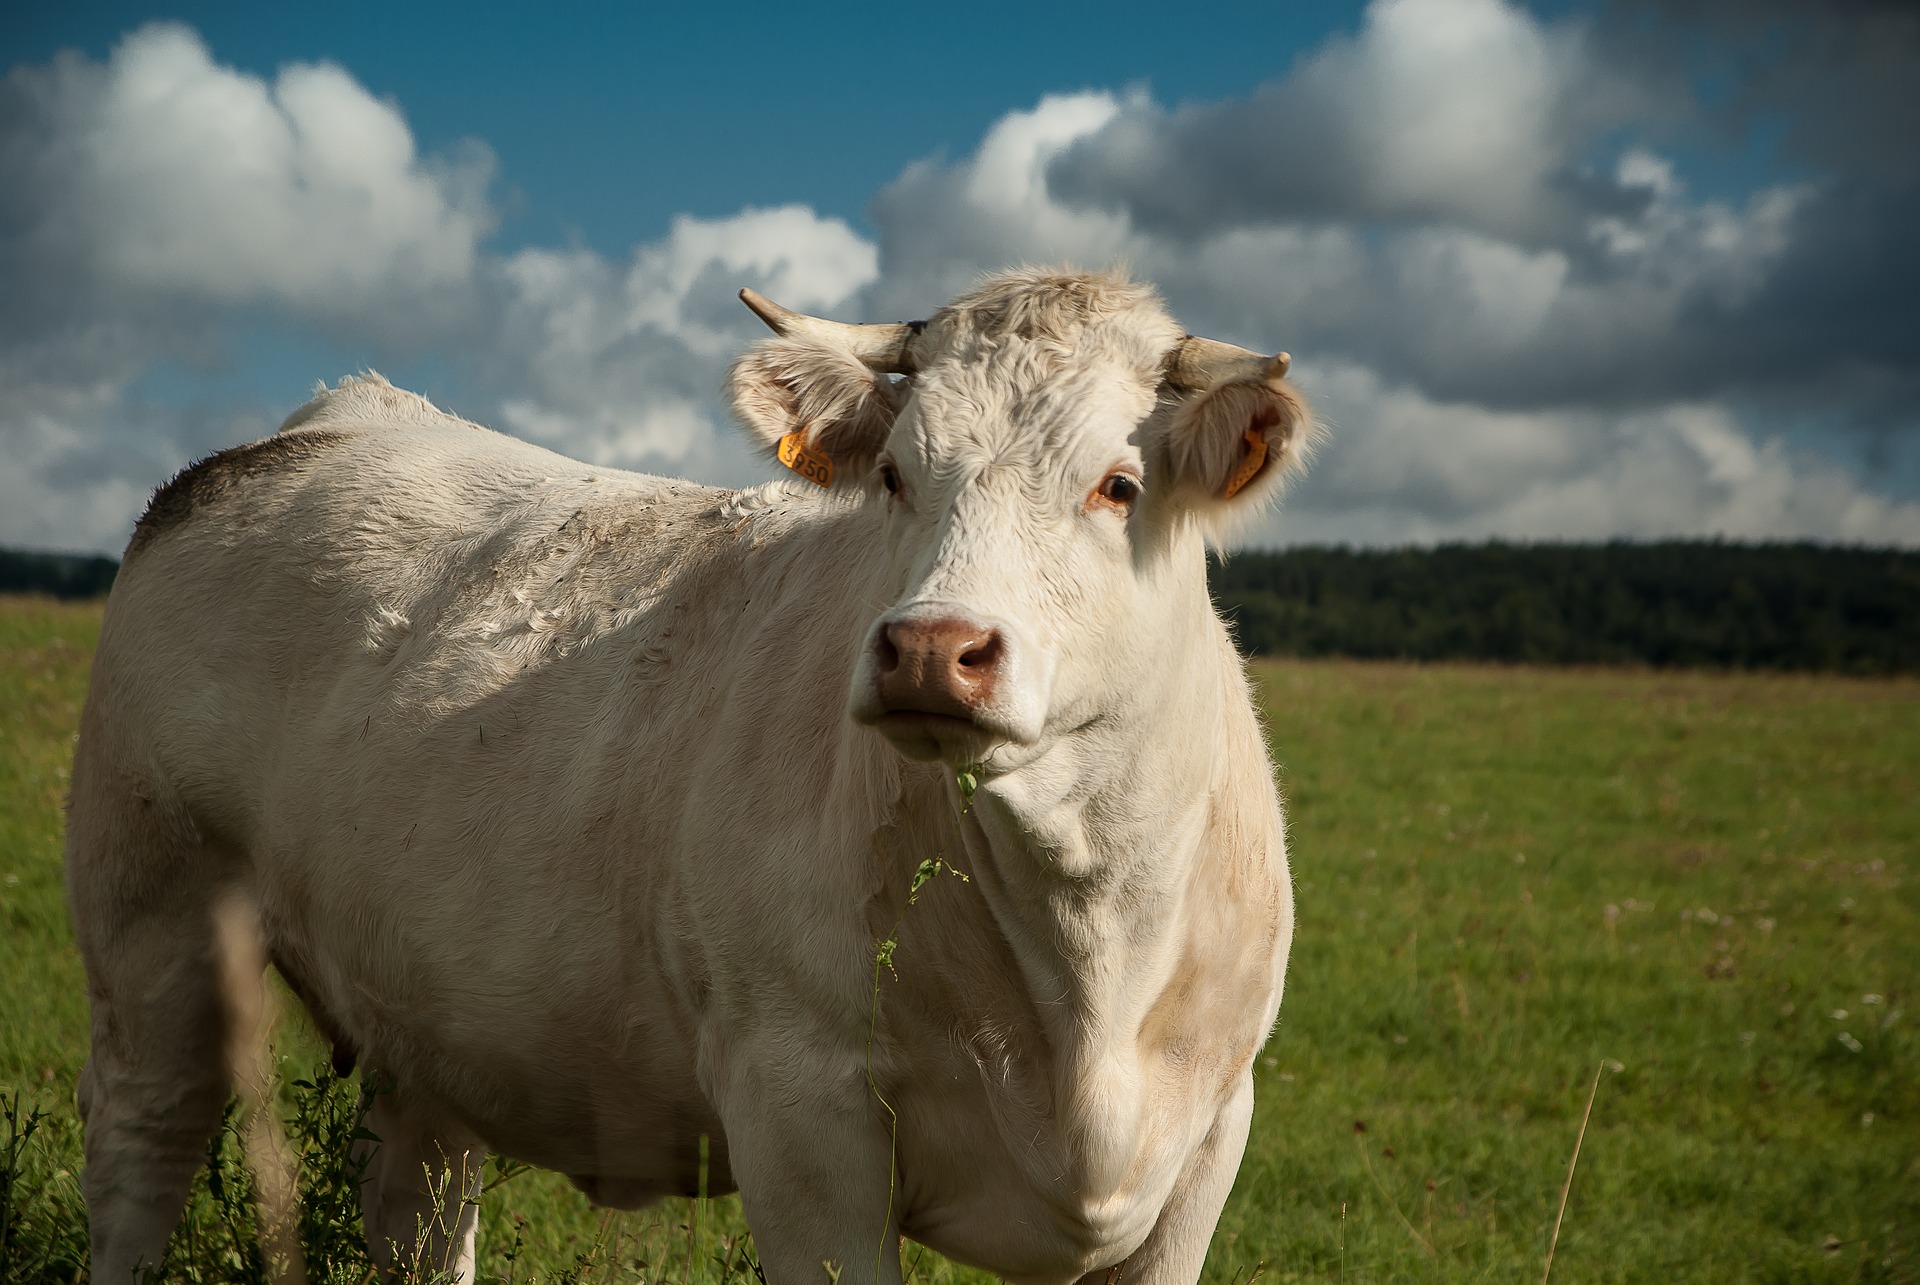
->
0, 548, 118, 600
1211, 541, 1920, 674
6, 541, 1917, 673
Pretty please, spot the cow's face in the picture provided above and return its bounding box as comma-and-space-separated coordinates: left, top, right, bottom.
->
729, 271, 1312, 770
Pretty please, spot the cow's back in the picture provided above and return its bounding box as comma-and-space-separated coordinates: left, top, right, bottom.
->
90, 377, 718, 850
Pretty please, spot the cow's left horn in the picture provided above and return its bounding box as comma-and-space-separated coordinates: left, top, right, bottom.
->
1165, 335, 1291, 390
739, 288, 926, 374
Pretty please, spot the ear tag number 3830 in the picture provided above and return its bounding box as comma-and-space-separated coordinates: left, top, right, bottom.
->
777, 432, 834, 488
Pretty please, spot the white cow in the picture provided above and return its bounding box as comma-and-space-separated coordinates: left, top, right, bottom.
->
66, 269, 1311, 1285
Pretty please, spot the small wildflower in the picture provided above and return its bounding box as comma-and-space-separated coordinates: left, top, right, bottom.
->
1837, 1032, 1863, 1053
1738, 1031, 1756, 1045
1839, 897, 1855, 911
1862, 1112, 1875, 1126
1696, 907, 1719, 925
1604, 904, 1621, 923
1832, 1009, 1848, 1021
1862, 993, 1883, 1005
1780, 1001, 1795, 1016
1757, 918, 1775, 933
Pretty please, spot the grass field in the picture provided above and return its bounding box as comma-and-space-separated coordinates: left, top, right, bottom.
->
2, 595, 1915, 1282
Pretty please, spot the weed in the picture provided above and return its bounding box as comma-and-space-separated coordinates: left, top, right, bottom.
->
0, 1090, 86, 1284
953, 767, 980, 813
1539, 1059, 1621, 1284
866, 857, 970, 1281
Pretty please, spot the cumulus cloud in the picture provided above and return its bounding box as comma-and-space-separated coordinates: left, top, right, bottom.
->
1048, 0, 1633, 245
1, 4, 1915, 555
1, 23, 492, 323
1280, 362, 1920, 546
487, 205, 877, 477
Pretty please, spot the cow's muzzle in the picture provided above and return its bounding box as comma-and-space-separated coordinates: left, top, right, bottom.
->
874, 615, 1002, 718
854, 606, 1021, 760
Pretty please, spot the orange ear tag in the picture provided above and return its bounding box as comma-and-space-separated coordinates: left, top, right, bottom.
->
1222, 428, 1268, 499
777, 431, 834, 488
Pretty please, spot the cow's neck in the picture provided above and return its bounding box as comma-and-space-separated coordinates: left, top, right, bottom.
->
949, 545, 1239, 1157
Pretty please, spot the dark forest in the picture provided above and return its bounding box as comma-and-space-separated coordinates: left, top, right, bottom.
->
1212, 541, 1920, 673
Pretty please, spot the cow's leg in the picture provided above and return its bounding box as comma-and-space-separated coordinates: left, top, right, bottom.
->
1082, 1075, 1255, 1285
357, 1086, 487, 1284
715, 1055, 903, 1285
69, 819, 234, 1285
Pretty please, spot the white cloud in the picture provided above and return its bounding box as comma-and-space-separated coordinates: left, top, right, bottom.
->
1259, 364, 1920, 547
867, 92, 1132, 317
4, 23, 492, 320
488, 205, 877, 477
1258, 0, 1585, 235
1045, 0, 1630, 244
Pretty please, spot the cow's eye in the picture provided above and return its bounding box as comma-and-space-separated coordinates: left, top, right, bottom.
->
879, 463, 900, 496
1095, 472, 1141, 509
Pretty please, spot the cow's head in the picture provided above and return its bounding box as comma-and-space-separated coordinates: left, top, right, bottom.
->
728, 270, 1313, 771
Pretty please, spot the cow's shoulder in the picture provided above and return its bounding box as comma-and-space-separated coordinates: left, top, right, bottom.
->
127, 374, 484, 559
128, 429, 357, 558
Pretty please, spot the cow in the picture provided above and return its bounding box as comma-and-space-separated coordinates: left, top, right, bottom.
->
65, 268, 1312, 1285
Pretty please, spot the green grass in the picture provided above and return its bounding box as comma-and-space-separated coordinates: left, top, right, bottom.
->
2, 597, 1915, 1281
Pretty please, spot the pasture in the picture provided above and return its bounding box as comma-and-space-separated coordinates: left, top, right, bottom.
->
2, 595, 1914, 1282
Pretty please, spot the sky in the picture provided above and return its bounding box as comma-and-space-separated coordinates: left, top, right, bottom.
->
4, 0, 1919, 554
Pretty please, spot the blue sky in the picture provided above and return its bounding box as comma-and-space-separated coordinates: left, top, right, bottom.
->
5, 0, 1918, 553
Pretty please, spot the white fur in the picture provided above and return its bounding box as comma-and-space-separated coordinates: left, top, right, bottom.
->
67, 270, 1307, 1285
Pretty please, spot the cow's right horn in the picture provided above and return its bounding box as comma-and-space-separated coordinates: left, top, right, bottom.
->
739, 288, 926, 374
1165, 335, 1291, 391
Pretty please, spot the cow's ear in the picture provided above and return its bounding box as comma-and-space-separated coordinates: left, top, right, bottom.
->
728, 338, 901, 489
1163, 374, 1314, 520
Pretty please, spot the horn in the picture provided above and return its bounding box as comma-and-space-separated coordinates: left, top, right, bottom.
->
738, 288, 926, 374
1165, 335, 1291, 390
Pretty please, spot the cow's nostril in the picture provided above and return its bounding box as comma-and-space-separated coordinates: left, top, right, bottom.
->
872, 615, 1002, 717
957, 634, 1001, 671
876, 628, 902, 674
